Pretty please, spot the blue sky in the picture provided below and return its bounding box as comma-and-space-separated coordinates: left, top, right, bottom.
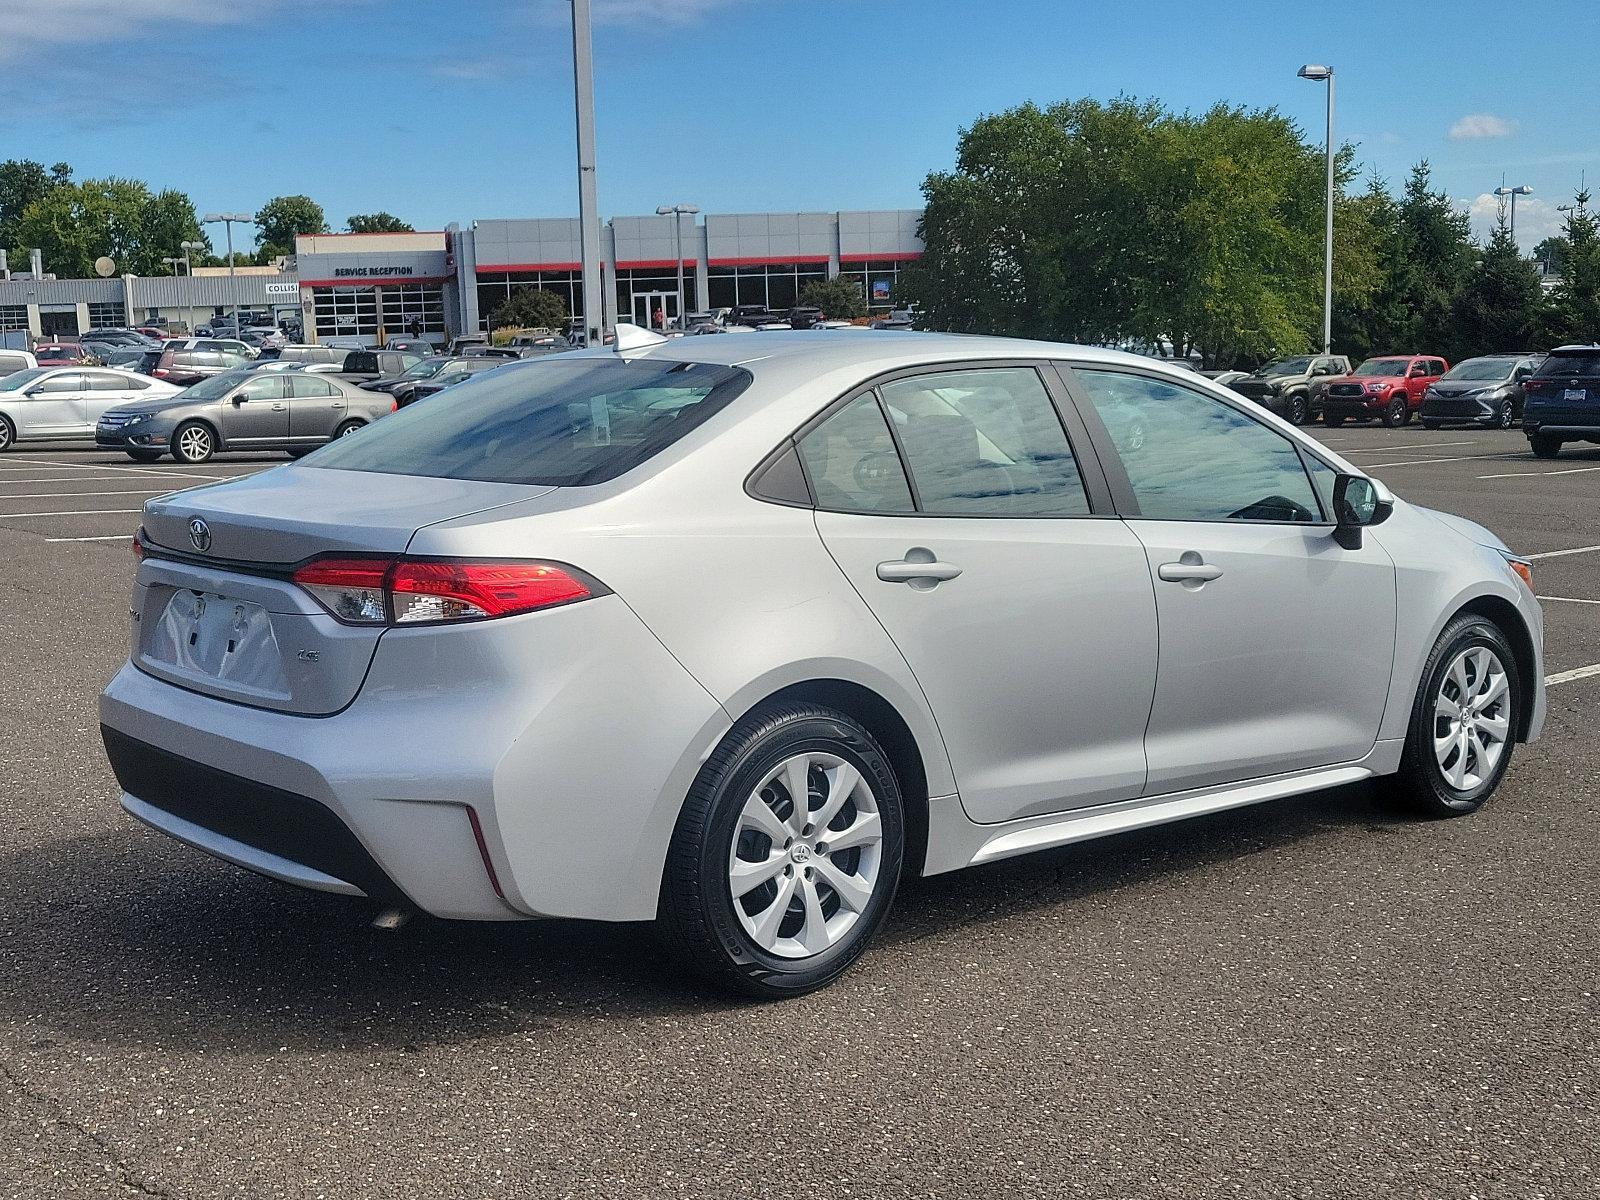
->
2, 0, 1596, 252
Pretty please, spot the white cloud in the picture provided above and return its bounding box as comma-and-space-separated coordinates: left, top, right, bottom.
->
1462, 192, 1565, 251
593, 0, 742, 21
1448, 113, 1519, 141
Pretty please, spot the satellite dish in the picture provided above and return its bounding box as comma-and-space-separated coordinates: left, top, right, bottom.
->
94, 256, 116, 277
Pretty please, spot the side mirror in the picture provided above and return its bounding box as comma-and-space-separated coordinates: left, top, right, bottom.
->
1332, 474, 1392, 549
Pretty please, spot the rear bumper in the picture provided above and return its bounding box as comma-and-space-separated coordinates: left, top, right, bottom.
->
98, 595, 730, 922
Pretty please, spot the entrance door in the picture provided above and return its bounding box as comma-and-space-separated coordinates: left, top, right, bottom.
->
632, 291, 677, 331
38, 308, 80, 338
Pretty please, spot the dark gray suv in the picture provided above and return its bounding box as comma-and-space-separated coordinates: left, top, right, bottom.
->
1419, 354, 1541, 430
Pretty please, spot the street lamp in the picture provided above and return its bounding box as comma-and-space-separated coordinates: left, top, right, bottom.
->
1494, 184, 1533, 245
655, 203, 700, 329
202, 212, 252, 337
180, 240, 206, 335
1298, 63, 1335, 354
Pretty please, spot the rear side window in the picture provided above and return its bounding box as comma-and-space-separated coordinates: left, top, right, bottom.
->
306, 358, 752, 486
1536, 352, 1600, 379
288, 375, 336, 398
877, 367, 1089, 516
797, 393, 915, 513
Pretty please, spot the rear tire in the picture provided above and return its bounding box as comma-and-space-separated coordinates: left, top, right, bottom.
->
332, 419, 365, 440
172, 421, 215, 464
1378, 614, 1520, 818
1383, 398, 1408, 427
659, 703, 905, 999
1529, 434, 1562, 459
124, 449, 162, 463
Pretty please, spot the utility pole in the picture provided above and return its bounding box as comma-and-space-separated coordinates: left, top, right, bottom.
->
656, 204, 700, 328
203, 213, 252, 337
571, 0, 604, 345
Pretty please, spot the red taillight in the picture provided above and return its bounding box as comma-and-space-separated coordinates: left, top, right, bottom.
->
291, 556, 596, 626
152, 367, 168, 377
389, 398, 398, 412
132, 530, 144, 558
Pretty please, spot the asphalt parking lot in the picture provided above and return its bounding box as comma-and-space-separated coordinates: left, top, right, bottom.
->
1, 427, 1597, 1198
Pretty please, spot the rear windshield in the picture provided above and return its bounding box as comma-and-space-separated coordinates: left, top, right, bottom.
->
1535, 352, 1600, 379
305, 358, 752, 486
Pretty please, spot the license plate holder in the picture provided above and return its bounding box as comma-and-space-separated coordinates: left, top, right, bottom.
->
150, 589, 280, 681
1565, 388, 1587, 403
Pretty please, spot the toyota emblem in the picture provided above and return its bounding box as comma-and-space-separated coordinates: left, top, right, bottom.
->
188, 517, 212, 553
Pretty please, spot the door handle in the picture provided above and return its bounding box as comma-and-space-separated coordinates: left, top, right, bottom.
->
877, 550, 962, 586
270, 403, 286, 411
331, 401, 345, 408
1157, 555, 1223, 584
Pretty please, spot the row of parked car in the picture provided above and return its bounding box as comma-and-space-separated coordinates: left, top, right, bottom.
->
0, 331, 535, 461
1220, 348, 1599, 458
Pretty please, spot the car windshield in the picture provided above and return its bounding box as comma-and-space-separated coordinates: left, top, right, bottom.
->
306, 358, 752, 486
1535, 351, 1600, 379
180, 370, 252, 400
1255, 358, 1311, 376
398, 358, 449, 381
0, 368, 49, 391
1443, 358, 1516, 382
1354, 359, 1409, 376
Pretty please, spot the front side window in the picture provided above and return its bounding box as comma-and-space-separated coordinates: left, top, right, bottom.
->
238, 376, 285, 402
1075, 370, 1321, 523
797, 393, 914, 513
877, 368, 1089, 516
36, 372, 84, 394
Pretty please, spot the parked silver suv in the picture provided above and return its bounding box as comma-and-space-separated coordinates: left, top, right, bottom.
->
101, 331, 1544, 996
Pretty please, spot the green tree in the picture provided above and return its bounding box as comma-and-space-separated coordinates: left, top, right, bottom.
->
1449, 218, 1544, 357
488, 287, 568, 333
1532, 235, 1568, 278
799, 276, 867, 319
346, 212, 413, 233
14, 177, 208, 277
1, 159, 71, 261
1544, 190, 1600, 345
254, 194, 327, 260
1332, 175, 1406, 360
1391, 162, 1474, 350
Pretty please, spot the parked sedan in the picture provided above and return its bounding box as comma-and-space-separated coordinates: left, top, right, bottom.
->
0, 366, 179, 451
95, 368, 395, 462
33, 342, 95, 366
101, 333, 1544, 998
1420, 354, 1541, 429
398, 355, 507, 406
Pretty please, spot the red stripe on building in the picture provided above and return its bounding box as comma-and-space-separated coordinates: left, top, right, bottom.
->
475, 262, 583, 273
838, 252, 922, 264
614, 259, 696, 270
297, 275, 454, 288
706, 254, 833, 267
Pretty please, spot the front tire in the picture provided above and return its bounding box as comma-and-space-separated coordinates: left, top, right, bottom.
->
1324, 414, 1346, 428
659, 704, 905, 998
0, 414, 14, 452
172, 421, 215, 463
1494, 399, 1515, 430
1421, 419, 1442, 430
1286, 393, 1308, 426
124, 449, 162, 463
1381, 614, 1520, 818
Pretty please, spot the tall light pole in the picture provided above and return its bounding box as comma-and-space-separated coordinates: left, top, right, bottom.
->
180, 239, 205, 334
571, 0, 604, 345
655, 203, 699, 328
161, 256, 183, 331
1298, 64, 1335, 354
1494, 184, 1533, 245
202, 212, 252, 336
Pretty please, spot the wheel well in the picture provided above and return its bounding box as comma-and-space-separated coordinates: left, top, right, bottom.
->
175, 416, 221, 448
747, 679, 931, 877
1455, 595, 1538, 740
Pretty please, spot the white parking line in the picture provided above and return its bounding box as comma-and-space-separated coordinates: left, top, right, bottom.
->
1479, 465, 1600, 480
45, 534, 132, 543
0, 488, 170, 500
1526, 544, 1600, 561
1548, 662, 1600, 687
0, 508, 142, 518
1536, 595, 1600, 606
0, 457, 235, 482
0, 475, 160, 485
1363, 453, 1523, 469
1337, 440, 1482, 453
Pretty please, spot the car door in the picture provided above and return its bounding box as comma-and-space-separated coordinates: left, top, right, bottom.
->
805, 363, 1158, 824
1066, 366, 1396, 794
17, 371, 87, 436
1407, 359, 1438, 407
80, 370, 140, 431
287, 373, 346, 442
221, 374, 289, 444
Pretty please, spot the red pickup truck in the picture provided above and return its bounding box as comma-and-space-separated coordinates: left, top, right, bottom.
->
1320, 355, 1449, 427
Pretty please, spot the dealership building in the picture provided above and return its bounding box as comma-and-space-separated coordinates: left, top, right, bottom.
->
0, 209, 923, 347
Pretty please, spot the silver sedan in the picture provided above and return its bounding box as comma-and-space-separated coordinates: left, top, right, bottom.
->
100, 329, 1544, 996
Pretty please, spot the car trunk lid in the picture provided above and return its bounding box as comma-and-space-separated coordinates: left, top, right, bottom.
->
134, 467, 555, 714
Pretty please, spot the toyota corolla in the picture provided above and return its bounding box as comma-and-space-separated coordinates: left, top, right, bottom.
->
100, 329, 1545, 997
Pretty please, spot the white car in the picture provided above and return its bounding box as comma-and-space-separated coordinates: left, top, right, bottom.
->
101, 328, 1544, 997
0, 366, 181, 451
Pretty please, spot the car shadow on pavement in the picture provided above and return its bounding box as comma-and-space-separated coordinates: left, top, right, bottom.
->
0, 781, 1404, 1053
